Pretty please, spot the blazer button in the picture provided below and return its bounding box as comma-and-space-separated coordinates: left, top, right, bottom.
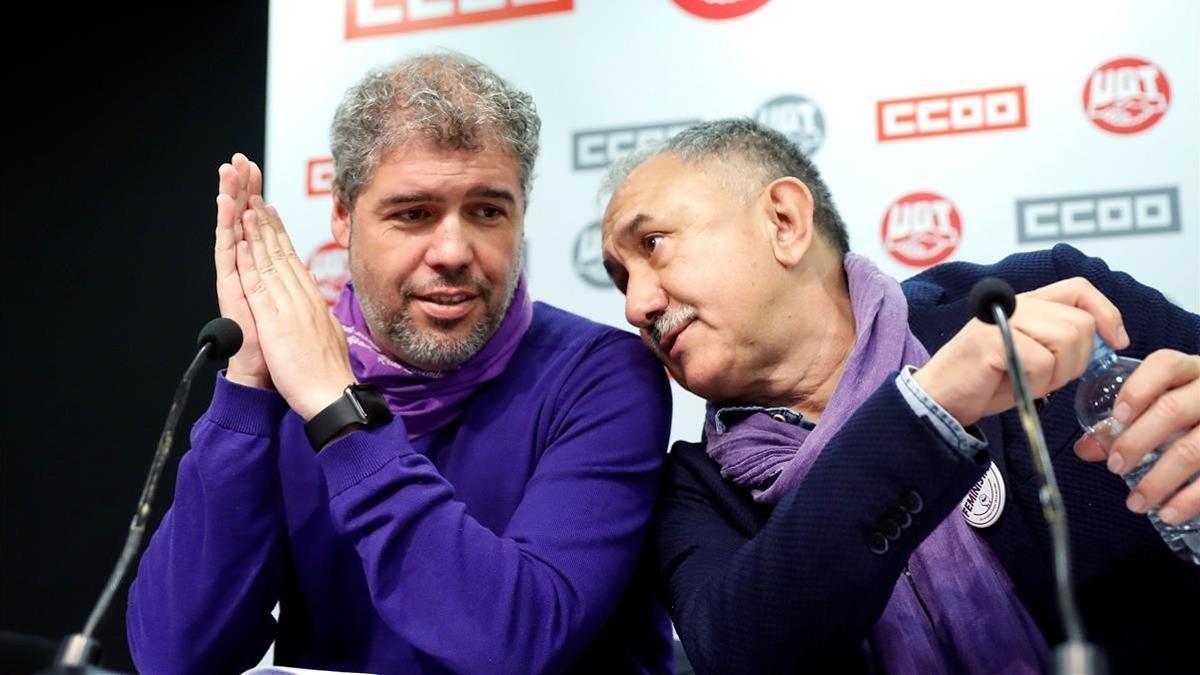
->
887, 507, 912, 530
866, 530, 889, 555
900, 489, 924, 515
878, 516, 903, 541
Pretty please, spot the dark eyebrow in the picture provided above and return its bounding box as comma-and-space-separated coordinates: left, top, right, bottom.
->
465, 186, 517, 205
373, 193, 441, 213
614, 213, 651, 244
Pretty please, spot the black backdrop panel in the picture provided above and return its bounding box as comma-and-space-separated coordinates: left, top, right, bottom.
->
2, 2, 269, 670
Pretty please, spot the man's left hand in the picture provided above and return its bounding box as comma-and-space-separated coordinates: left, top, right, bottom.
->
235, 195, 357, 420
1074, 349, 1200, 524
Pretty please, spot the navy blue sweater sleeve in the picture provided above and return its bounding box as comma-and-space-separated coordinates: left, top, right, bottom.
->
656, 382, 989, 674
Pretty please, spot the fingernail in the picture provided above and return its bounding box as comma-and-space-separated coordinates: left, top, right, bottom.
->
1107, 452, 1125, 474
1126, 492, 1146, 513
1113, 402, 1131, 424
1159, 506, 1180, 524
1118, 325, 1130, 347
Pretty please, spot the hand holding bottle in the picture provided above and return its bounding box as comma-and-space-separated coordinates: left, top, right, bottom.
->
1074, 341, 1200, 561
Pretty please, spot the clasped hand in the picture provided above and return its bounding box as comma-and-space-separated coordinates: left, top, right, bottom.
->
214, 153, 355, 420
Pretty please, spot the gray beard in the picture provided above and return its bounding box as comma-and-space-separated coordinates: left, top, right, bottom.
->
360, 253, 522, 372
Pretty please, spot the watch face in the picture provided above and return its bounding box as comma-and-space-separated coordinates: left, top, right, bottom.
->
348, 384, 392, 422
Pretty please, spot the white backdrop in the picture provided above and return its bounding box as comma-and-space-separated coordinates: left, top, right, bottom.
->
266, 0, 1200, 446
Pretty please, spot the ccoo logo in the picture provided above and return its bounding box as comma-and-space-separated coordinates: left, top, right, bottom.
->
346, 0, 573, 39
572, 221, 610, 288
1083, 56, 1170, 134
308, 157, 335, 197
880, 192, 962, 268
307, 241, 350, 306
1016, 187, 1180, 243
755, 95, 825, 156
673, 0, 770, 20
877, 86, 1026, 141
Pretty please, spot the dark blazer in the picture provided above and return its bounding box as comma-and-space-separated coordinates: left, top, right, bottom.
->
655, 245, 1200, 674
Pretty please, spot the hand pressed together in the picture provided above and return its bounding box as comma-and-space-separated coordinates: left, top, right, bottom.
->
212, 153, 356, 421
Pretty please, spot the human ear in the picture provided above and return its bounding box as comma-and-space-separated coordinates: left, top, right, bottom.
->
763, 177, 815, 267
331, 195, 352, 247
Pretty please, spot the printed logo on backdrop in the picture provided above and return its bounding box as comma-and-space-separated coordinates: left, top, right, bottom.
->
880, 192, 962, 267
756, 95, 825, 156
673, 0, 770, 19
572, 221, 611, 288
346, 0, 573, 39
1083, 57, 1171, 134
308, 157, 335, 197
1016, 187, 1180, 243
877, 86, 1026, 141
307, 241, 350, 306
573, 119, 700, 171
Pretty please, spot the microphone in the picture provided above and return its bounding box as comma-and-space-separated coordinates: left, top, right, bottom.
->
968, 279, 1106, 675
198, 316, 244, 359
42, 318, 243, 673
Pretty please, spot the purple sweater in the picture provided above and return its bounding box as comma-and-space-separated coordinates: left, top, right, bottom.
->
126, 303, 674, 674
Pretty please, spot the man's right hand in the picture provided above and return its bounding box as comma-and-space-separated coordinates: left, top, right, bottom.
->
216, 153, 271, 389
913, 277, 1129, 428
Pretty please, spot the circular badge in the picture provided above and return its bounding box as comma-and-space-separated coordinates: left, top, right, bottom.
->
755, 94, 826, 156
307, 240, 350, 306
674, 0, 770, 20
880, 191, 962, 268
1083, 56, 1170, 134
572, 220, 611, 288
962, 461, 1006, 528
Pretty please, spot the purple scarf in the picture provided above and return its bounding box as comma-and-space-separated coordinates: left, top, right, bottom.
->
332, 273, 533, 440
705, 253, 1048, 674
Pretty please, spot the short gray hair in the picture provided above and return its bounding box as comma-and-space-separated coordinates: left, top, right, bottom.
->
330, 51, 541, 210
603, 118, 850, 255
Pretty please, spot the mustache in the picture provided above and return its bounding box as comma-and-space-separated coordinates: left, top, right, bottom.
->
648, 305, 697, 352
402, 270, 492, 300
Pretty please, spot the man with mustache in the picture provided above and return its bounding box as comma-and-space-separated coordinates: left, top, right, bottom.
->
600, 118, 1199, 674
126, 52, 673, 674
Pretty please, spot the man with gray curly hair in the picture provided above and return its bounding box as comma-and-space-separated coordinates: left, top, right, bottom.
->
127, 52, 674, 674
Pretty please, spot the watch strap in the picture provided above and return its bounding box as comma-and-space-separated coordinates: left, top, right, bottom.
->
304, 384, 392, 450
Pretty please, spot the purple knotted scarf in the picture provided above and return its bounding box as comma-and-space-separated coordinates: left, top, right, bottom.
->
704, 253, 1049, 674
332, 273, 533, 440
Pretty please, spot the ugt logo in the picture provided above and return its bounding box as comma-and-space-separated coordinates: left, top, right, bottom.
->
755, 95, 825, 156
1083, 56, 1170, 134
673, 0, 770, 19
572, 221, 610, 288
880, 192, 962, 268
307, 241, 350, 306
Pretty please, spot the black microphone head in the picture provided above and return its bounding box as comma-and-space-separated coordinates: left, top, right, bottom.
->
969, 277, 1017, 325
197, 317, 243, 359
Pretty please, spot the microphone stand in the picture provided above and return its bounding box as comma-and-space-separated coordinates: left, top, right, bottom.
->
42, 319, 241, 673
976, 279, 1106, 675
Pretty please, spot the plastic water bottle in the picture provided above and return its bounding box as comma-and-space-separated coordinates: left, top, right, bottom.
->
1074, 334, 1200, 564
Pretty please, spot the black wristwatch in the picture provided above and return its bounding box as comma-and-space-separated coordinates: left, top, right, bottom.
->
304, 383, 393, 451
